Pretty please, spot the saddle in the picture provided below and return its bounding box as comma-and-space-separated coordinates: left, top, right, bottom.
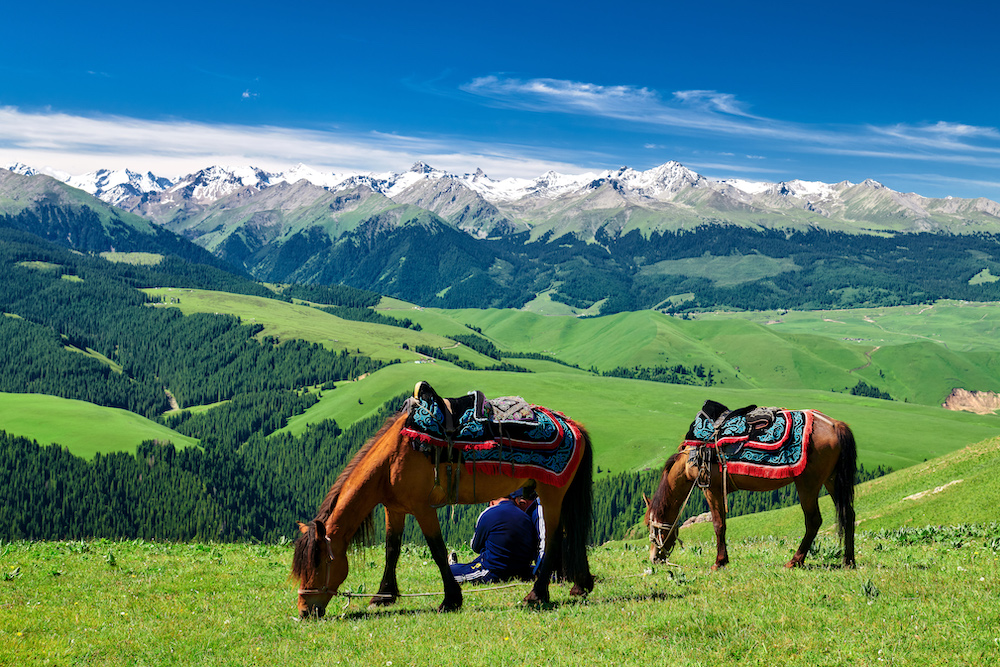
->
689, 400, 780, 444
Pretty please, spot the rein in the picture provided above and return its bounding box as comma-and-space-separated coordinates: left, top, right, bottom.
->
648, 475, 698, 558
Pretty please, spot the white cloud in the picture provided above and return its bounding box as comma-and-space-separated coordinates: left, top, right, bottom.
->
459, 76, 1000, 167
0, 106, 589, 179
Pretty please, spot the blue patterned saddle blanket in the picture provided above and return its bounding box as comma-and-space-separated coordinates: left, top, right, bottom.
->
682, 400, 814, 479
401, 382, 584, 485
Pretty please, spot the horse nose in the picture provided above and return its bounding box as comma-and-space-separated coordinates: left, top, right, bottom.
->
300, 604, 326, 620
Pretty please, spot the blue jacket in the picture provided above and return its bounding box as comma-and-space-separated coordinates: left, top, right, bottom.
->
470, 499, 539, 578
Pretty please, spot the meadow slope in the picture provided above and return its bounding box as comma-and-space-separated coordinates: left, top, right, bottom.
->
3, 436, 998, 666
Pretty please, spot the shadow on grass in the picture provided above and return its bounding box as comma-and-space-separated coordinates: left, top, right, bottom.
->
332, 586, 691, 620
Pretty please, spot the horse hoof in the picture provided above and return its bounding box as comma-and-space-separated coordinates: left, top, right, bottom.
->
437, 601, 462, 613
368, 594, 397, 607
569, 584, 589, 597
522, 590, 549, 607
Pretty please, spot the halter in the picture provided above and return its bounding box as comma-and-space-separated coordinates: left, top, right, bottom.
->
648, 518, 674, 552
648, 468, 699, 558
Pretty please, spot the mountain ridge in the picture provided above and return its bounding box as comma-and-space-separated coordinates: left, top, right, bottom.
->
5, 160, 1000, 314
9, 159, 1000, 238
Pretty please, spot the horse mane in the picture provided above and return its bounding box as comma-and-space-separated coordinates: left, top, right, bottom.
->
650, 447, 686, 514
292, 412, 406, 584
291, 521, 323, 583
313, 411, 405, 540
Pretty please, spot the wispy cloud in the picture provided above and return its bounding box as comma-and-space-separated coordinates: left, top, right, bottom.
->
461, 76, 1000, 169
461, 76, 769, 136
884, 172, 1000, 194
0, 106, 588, 179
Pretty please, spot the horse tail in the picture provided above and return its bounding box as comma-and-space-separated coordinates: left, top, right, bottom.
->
832, 420, 857, 540
560, 424, 594, 589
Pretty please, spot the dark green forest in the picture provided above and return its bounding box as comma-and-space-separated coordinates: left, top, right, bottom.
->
0, 230, 386, 417
240, 215, 1000, 313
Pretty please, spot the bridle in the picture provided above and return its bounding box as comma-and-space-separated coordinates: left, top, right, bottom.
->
647, 462, 699, 559
648, 518, 675, 554
297, 535, 335, 597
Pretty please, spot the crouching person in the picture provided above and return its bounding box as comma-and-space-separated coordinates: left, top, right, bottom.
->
449, 494, 539, 584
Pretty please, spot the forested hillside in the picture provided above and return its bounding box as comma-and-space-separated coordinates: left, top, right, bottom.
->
0, 227, 394, 540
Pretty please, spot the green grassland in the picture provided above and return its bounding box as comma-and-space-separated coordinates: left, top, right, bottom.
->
4, 436, 998, 666
639, 252, 802, 287
133, 289, 1000, 475
147, 289, 1000, 407
99, 252, 164, 266
695, 300, 1000, 352
0, 392, 198, 459
384, 299, 1000, 405
145, 288, 474, 364
283, 362, 1000, 475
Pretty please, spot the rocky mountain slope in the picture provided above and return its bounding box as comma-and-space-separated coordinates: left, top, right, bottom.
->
13, 159, 1000, 239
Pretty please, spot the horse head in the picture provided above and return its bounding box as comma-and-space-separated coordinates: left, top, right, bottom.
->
644, 450, 693, 563
291, 519, 347, 619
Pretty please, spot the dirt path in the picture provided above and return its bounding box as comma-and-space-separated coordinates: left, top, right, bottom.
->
848, 345, 881, 373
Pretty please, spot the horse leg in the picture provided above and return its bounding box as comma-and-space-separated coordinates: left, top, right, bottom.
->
412, 508, 463, 611
788, 481, 823, 568
703, 487, 730, 570
523, 497, 562, 606
370, 509, 405, 606
524, 530, 560, 606
825, 479, 856, 568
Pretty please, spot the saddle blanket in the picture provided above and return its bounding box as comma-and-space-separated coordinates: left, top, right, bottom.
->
682, 405, 814, 480
402, 392, 584, 486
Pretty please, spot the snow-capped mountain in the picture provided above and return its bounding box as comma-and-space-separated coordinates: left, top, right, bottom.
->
8, 159, 1000, 237
66, 168, 173, 208
3, 161, 71, 182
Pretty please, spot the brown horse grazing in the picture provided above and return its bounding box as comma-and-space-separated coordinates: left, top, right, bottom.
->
291, 393, 595, 618
644, 404, 856, 569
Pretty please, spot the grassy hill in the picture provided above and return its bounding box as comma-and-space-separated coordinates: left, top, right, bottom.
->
0, 392, 198, 459
408, 301, 1000, 406
280, 362, 1000, 474
4, 435, 998, 666
152, 289, 1000, 408
135, 288, 1000, 474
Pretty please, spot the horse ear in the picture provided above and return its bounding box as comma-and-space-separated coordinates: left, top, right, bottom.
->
297, 522, 309, 535
312, 519, 326, 540
642, 493, 651, 509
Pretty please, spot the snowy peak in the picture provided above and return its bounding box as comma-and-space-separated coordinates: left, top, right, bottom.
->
63, 168, 173, 208
4, 162, 39, 176
8, 158, 1000, 236
272, 163, 346, 189
169, 165, 276, 203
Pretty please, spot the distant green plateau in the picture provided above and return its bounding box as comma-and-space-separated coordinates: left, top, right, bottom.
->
0, 392, 198, 459
124, 289, 1000, 477
8, 287, 996, 473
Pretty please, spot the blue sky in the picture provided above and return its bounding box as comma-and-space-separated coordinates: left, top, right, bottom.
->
2, 0, 999, 200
